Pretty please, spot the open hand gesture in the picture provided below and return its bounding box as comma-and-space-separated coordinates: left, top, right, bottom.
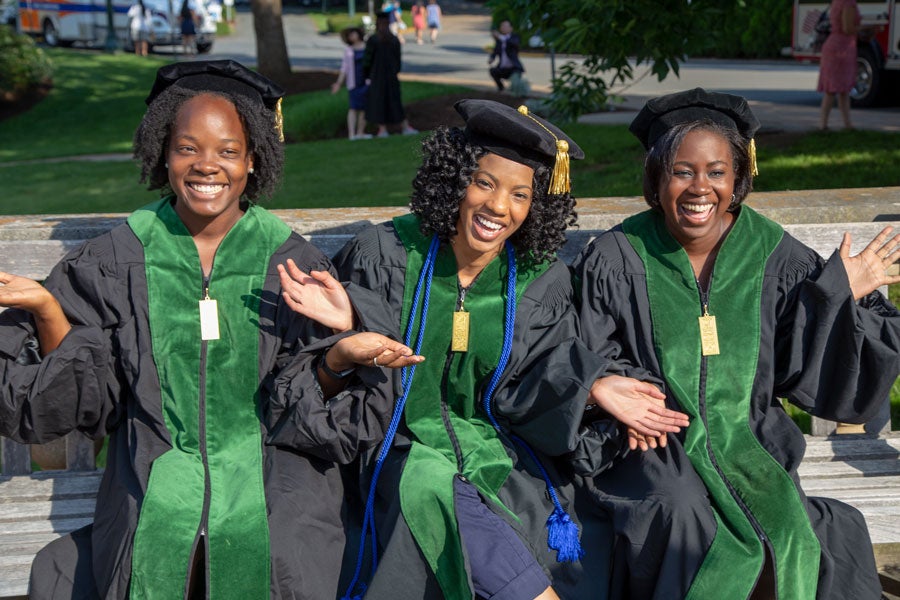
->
325, 332, 424, 373
278, 259, 354, 333
839, 226, 900, 300
589, 375, 690, 451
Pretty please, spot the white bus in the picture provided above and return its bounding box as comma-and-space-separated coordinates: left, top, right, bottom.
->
17, 0, 216, 53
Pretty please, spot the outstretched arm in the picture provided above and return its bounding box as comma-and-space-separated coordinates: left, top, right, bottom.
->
278, 258, 355, 333
839, 226, 900, 300
0, 271, 71, 355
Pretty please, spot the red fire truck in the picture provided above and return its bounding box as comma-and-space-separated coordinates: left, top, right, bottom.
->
792, 0, 899, 106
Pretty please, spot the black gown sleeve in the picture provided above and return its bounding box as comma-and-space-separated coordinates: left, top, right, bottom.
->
773, 238, 900, 423
263, 235, 393, 464
491, 260, 630, 472
0, 238, 121, 443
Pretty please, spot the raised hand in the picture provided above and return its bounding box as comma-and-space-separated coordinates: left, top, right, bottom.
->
278, 259, 354, 333
840, 227, 900, 300
589, 375, 690, 451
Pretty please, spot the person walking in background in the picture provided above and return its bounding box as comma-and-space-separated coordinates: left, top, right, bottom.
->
180, 0, 197, 54
127, 0, 151, 56
392, 1, 407, 44
488, 19, 524, 92
332, 26, 372, 140
426, 0, 441, 43
364, 11, 418, 138
411, 0, 426, 44
817, 0, 860, 130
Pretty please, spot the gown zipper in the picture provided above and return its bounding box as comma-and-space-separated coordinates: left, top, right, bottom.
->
439, 280, 477, 475
694, 276, 774, 595
185, 275, 214, 598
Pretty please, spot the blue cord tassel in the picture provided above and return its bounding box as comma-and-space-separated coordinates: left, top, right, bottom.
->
340, 236, 439, 600
546, 505, 584, 562
481, 244, 584, 565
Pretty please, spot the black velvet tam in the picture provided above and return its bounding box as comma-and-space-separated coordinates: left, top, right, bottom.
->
454, 99, 584, 171
145, 59, 285, 112
629, 88, 760, 150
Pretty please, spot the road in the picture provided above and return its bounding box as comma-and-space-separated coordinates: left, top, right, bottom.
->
193, 5, 900, 133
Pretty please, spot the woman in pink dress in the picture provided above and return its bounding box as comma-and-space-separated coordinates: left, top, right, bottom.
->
817, 0, 860, 129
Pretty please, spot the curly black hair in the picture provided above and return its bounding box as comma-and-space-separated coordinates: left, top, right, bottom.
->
132, 86, 284, 203
409, 127, 577, 265
642, 120, 753, 212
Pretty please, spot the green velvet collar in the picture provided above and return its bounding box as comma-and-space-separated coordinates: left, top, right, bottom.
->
127, 198, 289, 598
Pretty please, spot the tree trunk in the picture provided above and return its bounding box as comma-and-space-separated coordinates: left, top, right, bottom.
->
252, 0, 292, 85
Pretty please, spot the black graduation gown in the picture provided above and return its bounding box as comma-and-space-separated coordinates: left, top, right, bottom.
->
572, 209, 900, 600
363, 33, 406, 125
332, 219, 626, 600
0, 204, 393, 600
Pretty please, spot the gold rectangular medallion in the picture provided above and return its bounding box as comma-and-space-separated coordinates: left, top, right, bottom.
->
451, 311, 469, 352
698, 314, 719, 356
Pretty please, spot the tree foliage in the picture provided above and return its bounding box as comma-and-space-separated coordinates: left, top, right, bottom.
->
486, 0, 743, 121
713, 0, 793, 59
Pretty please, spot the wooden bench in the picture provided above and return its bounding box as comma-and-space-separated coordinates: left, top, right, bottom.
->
2, 188, 900, 598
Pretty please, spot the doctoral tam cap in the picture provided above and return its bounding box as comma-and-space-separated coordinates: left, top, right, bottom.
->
455, 99, 584, 195
629, 88, 760, 175
145, 59, 286, 141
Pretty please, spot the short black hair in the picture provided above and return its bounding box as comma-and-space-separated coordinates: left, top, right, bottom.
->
410, 126, 576, 265
641, 120, 753, 211
132, 86, 284, 203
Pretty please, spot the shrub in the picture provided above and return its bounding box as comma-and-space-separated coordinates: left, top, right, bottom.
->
325, 14, 368, 33
0, 25, 53, 105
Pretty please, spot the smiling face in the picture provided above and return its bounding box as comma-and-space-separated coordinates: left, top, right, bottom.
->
658, 128, 736, 250
167, 93, 253, 233
452, 152, 534, 269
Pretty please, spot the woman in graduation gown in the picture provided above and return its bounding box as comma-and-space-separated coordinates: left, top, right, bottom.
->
280, 99, 690, 600
0, 60, 417, 599
572, 87, 900, 599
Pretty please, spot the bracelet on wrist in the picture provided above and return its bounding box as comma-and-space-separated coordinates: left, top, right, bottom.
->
319, 355, 356, 380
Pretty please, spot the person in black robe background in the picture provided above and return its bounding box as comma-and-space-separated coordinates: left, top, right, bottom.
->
572, 88, 900, 599
364, 11, 418, 137
0, 60, 418, 599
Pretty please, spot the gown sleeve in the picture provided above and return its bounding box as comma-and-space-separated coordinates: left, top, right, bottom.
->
263, 234, 396, 464
491, 260, 632, 472
333, 222, 406, 339
773, 236, 900, 423
0, 238, 121, 444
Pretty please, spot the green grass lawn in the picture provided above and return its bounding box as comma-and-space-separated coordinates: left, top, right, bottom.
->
3, 49, 900, 215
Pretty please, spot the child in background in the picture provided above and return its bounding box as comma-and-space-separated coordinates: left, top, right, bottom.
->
332, 27, 372, 140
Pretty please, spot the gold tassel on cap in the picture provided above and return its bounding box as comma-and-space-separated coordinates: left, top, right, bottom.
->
275, 97, 285, 142
749, 138, 758, 177
516, 105, 571, 194
550, 139, 570, 195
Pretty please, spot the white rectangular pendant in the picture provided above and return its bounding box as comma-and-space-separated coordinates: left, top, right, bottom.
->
698, 314, 720, 356
199, 298, 220, 341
